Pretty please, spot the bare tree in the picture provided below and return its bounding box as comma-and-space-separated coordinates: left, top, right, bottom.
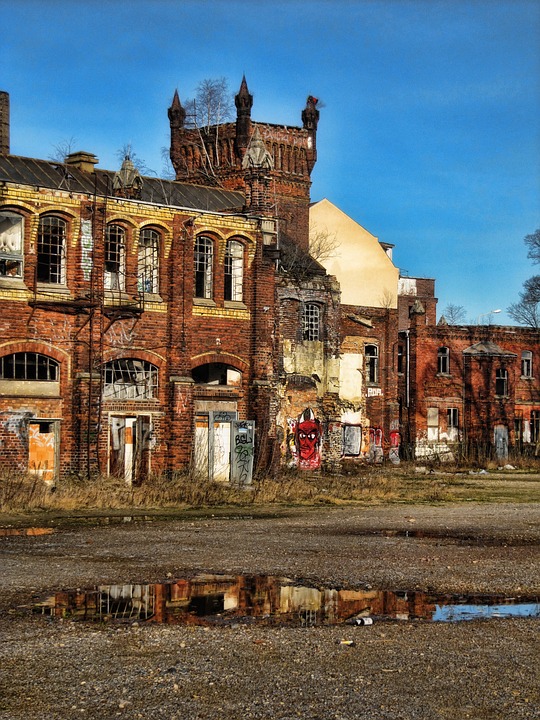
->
525, 228, 540, 264
443, 303, 467, 325
49, 136, 78, 163
309, 223, 338, 265
184, 77, 233, 133
508, 229, 540, 329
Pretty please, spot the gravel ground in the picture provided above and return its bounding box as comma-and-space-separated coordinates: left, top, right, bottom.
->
1, 501, 539, 719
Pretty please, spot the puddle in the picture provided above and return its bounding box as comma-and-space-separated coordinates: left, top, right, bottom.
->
0, 527, 54, 537
332, 529, 537, 546
30, 573, 540, 626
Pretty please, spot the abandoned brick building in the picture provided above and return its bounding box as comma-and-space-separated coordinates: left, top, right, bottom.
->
398, 294, 540, 460
1, 80, 538, 483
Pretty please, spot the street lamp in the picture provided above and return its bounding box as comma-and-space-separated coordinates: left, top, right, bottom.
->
476, 309, 501, 325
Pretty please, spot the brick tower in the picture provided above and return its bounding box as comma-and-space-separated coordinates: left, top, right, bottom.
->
168, 78, 320, 251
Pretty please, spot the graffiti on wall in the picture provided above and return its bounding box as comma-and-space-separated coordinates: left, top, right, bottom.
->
287, 408, 322, 470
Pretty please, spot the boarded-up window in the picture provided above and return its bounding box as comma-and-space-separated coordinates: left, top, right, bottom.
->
427, 407, 439, 441
343, 425, 362, 456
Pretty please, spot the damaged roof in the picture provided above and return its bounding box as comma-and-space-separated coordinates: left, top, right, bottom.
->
0, 155, 245, 213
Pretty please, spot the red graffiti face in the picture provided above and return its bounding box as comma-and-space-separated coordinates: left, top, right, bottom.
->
297, 419, 320, 461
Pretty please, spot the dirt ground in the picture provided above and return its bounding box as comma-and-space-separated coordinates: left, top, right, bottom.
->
1, 495, 539, 719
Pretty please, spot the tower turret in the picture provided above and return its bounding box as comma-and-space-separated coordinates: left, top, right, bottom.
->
235, 76, 253, 157
168, 89, 186, 129
302, 95, 319, 173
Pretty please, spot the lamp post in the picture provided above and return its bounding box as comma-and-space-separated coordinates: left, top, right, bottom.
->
476, 309, 501, 325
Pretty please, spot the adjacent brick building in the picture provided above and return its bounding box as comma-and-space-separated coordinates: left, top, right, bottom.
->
399, 299, 540, 460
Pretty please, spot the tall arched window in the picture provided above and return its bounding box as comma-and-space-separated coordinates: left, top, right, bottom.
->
302, 303, 321, 341
0, 211, 24, 278
105, 224, 126, 291
224, 240, 244, 301
437, 346, 450, 374
138, 227, 160, 294
37, 216, 66, 284
365, 344, 379, 384
194, 236, 213, 299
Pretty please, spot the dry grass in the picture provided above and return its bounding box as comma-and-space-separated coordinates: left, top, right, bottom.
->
1, 461, 540, 514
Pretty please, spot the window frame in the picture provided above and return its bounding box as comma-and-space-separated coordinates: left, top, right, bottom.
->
521, 351, 533, 378
495, 368, 508, 398
437, 346, 450, 374
102, 358, 158, 400
194, 235, 214, 300
104, 224, 126, 292
302, 302, 322, 341
0, 211, 24, 280
0, 352, 59, 381
37, 215, 67, 285
138, 227, 160, 294
224, 239, 244, 302
365, 344, 379, 384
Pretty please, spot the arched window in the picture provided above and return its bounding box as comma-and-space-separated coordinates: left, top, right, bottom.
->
37, 216, 66, 284
194, 236, 213, 299
0, 211, 24, 278
138, 227, 160, 294
437, 346, 450, 374
365, 344, 379, 384
105, 224, 126, 291
192, 363, 242, 386
521, 351, 533, 378
302, 303, 321, 341
0, 352, 59, 381
495, 368, 508, 397
103, 359, 158, 399
224, 240, 244, 301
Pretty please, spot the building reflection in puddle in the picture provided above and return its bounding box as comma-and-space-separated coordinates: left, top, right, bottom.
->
32, 574, 540, 625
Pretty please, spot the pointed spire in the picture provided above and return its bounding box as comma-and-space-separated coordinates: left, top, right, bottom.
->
168, 89, 186, 128
113, 155, 143, 199
242, 126, 274, 170
302, 95, 319, 131
235, 75, 253, 114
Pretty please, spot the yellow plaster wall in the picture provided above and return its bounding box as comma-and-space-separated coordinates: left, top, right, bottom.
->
309, 199, 399, 308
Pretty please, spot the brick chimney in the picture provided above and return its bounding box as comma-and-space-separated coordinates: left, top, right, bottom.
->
0, 91, 9, 155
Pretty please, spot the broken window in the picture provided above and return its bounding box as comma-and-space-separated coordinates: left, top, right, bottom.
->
447, 408, 459, 441
192, 363, 242, 386
105, 224, 126, 291
138, 227, 159, 294
531, 411, 540, 444
437, 346, 450, 374
103, 359, 158, 400
397, 344, 404, 374
0, 352, 59, 381
194, 236, 213, 299
365, 344, 379, 384
302, 303, 321, 341
0, 212, 24, 279
224, 240, 243, 302
495, 368, 508, 397
521, 351, 533, 378
37, 215, 66, 284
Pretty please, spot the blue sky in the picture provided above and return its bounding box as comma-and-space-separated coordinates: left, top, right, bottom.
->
2, 0, 539, 324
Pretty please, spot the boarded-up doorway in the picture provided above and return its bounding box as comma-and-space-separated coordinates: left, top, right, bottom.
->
109, 415, 151, 484
28, 420, 58, 484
